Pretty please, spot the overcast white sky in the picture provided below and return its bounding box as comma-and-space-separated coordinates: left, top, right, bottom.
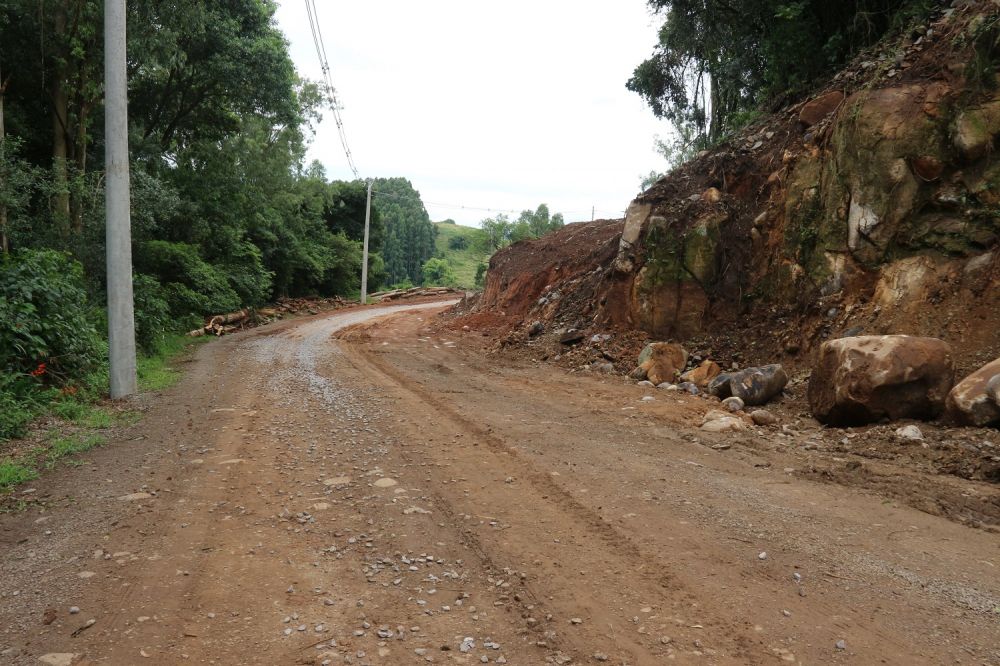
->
273, 1, 668, 226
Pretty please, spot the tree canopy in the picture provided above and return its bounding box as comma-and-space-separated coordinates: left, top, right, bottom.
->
628, 0, 933, 153
0, 0, 387, 361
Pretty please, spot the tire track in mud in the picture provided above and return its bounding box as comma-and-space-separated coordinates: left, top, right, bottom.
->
342, 340, 762, 664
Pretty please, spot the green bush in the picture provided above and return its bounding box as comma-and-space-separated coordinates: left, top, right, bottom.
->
0, 374, 43, 440
421, 257, 457, 286
135, 240, 242, 317
133, 273, 174, 353
0, 249, 106, 381
448, 235, 469, 250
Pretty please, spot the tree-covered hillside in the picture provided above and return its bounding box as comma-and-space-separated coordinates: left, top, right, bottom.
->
0, 0, 387, 436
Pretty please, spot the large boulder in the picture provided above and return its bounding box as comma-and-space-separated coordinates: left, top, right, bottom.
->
680, 360, 722, 388
729, 364, 788, 406
707, 372, 736, 398
637, 342, 689, 386
799, 90, 845, 127
808, 335, 955, 426
945, 357, 1000, 426
706, 365, 787, 405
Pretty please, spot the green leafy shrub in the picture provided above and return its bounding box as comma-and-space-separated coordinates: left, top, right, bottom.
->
133, 273, 174, 353
448, 235, 470, 250
0, 249, 106, 381
421, 257, 458, 286
0, 374, 43, 440
135, 240, 241, 317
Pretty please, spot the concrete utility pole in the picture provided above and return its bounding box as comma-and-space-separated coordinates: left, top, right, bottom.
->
1, 62, 9, 254
360, 179, 372, 304
105, 0, 137, 398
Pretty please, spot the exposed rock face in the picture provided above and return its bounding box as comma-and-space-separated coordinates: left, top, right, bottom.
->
637, 342, 688, 386
799, 90, 845, 127
680, 360, 722, 388
945, 357, 1000, 426
808, 335, 955, 425
470, 9, 1000, 368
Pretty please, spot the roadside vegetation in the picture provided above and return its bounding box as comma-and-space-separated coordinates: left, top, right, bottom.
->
630, 0, 939, 170
0, 1, 448, 448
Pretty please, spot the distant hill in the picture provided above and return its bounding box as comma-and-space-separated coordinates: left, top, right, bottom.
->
432, 222, 491, 289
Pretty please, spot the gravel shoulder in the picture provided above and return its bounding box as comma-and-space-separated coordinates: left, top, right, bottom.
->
1, 302, 998, 665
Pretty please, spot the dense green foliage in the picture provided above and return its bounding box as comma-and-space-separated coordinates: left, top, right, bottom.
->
0, 0, 398, 440
629, 0, 935, 154
480, 204, 566, 251
374, 178, 438, 285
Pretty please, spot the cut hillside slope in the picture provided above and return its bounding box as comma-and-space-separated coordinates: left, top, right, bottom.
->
463, 2, 1000, 378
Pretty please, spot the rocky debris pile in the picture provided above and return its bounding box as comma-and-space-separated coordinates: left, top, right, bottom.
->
808, 335, 955, 426
623, 340, 789, 430
946, 356, 1000, 427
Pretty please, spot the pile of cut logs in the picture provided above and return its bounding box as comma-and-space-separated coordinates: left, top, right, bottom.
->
371, 286, 465, 302
186, 309, 255, 337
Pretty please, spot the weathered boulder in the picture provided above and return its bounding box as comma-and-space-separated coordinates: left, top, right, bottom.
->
637, 342, 689, 386
707, 372, 736, 398
722, 396, 745, 412
680, 360, 722, 388
701, 409, 746, 433
989, 374, 1000, 404
750, 409, 779, 426
630, 366, 648, 381
945, 357, 1000, 426
799, 90, 845, 127
808, 335, 955, 426
729, 364, 788, 406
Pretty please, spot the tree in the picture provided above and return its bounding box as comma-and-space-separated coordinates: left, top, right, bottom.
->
481, 214, 512, 251
421, 257, 457, 286
373, 177, 436, 285
628, 1, 930, 149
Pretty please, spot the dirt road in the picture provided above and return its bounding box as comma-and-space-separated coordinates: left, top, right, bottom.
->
2, 302, 998, 665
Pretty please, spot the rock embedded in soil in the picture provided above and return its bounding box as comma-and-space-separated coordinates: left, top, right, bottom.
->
750, 409, 778, 426
945, 357, 1000, 427
808, 335, 955, 426
680, 359, 722, 388
637, 342, 689, 386
722, 397, 745, 413
701, 410, 746, 432
799, 90, 845, 127
729, 364, 788, 407
895, 425, 924, 442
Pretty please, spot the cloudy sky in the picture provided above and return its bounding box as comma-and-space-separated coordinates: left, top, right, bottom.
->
273, 1, 668, 226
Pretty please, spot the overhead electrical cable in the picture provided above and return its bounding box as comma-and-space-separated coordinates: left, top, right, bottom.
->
304, 0, 360, 179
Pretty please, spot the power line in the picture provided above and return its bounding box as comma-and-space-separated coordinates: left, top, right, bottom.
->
369, 188, 625, 220
304, 0, 360, 179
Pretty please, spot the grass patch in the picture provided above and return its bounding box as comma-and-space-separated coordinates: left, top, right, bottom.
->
0, 332, 207, 497
432, 222, 491, 288
45, 434, 104, 468
0, 433, 106, 494
0, 461, 39, 491
138, 333, 208, 391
